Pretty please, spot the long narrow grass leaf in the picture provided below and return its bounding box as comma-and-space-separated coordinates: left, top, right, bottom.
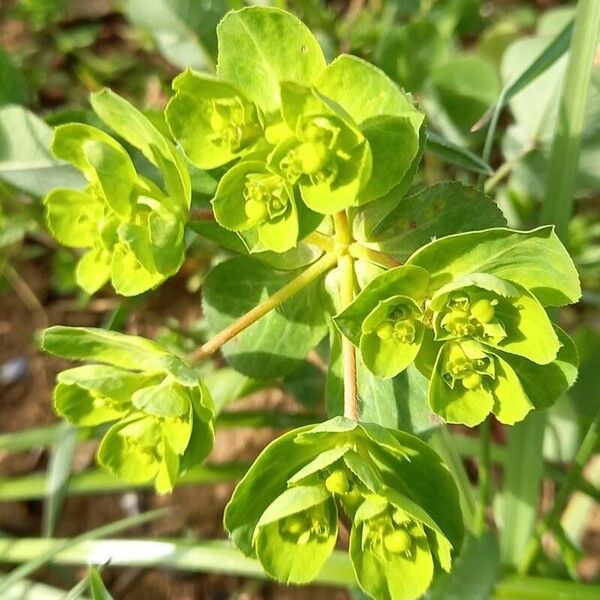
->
473, 20, 574, 131
0, 509, 169, 592
425, 131, 493, 175
540, 0, 600, 238
43, 422, 78, 537
0, 463, 247, 501
0, 538, 356, 587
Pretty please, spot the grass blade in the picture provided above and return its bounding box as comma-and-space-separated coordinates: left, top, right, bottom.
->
473, 20, 573, 131
501, 412, 547, 568
494, 575, 600, 600
541, 0, 600, 238
2, 579, 89, 600
0, 509, 169, 593
0, 462, 247, 501
42, 422, 78, 537
0, 538, 356, 587
425, 131, 493, 175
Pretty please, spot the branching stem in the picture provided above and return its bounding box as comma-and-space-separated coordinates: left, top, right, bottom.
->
187, 251, 338, 364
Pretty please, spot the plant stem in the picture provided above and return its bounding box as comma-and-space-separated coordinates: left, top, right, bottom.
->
348, 243, 401, 269
334, 212, 359, 421
304, 230, 336, 253
339, 253, 358, 420
476, 417, 492, 534
187, 252, 338, 364
540, 0, 600, 240
517, 408, 600, 575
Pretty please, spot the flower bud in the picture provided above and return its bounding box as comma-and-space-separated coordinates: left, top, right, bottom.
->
462, 371, 482, 390
384, 528, 412, 554
244, 198, 268, 223
325, 469, 350, 495
376, 322, 394, 340
470, 298, 496, 323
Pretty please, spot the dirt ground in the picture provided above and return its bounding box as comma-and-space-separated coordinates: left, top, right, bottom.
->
0, 255, 349, 599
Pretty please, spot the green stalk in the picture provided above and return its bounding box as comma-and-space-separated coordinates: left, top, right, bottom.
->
187, 251, 338, 363
334, 211, 359, 421
518, 408, 600, 574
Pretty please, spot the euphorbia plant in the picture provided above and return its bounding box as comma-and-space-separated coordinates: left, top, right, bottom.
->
39, 7, 581, 600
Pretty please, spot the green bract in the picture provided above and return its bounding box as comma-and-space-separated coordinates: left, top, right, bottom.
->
224, 417, 463, 600
42, 326, 214, 493
268, 83, 372, 214
335, 227, 580, 425
211, 160, 299, 253
166, 70, 264, 169
44, 90, 191, 296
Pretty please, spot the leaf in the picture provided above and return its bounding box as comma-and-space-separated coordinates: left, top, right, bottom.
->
44, 188, 104, 248
55, 365, 159, 426
407, 226, 581, 306
125, 0, 227, 70
90, 89, 191, 206
224, 426, 317, 556
287, 446, 350, 485
315, 54, 424, 129
475, 19, 573, 131
501, 326, 578, 411
89, 567, 114, 600
429, 532, 499, 600
216, 7, 327, 114
43, 422, 78, 537
131, 379, 191, 417
166, 70, 263, 170
500, 411, 547, 568
358, 116, 421, 203
0, 106, 85, 196
202, 256, 328, 378
358, 183, 506, 262
431, 55, 501, 131
51, 123, 137, 217
41, 326, 199, 386
425, 131, 493, 175
334, 265, 430, 346
255, 491, 338, 584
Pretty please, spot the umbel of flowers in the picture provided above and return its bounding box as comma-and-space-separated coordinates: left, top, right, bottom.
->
334, 226, 580, 426
42, 326, 214, 493
225, 417, 463, 600
44, 91, 191, 296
